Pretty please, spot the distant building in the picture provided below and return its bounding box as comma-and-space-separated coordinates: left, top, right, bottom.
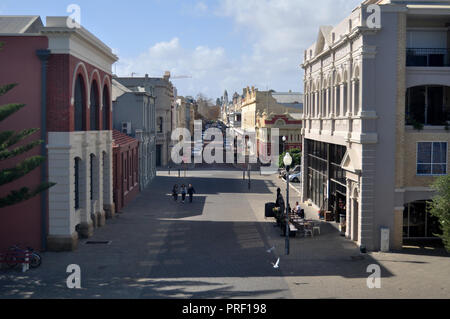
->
115, 73, 175, 167
176, 96, 195, 136
112, 78, 157, 190
239, 87, 303, 157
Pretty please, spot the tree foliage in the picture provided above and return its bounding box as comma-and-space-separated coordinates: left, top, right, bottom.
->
428, 175, 450, 251
279, 148, 302, 168
0, 42, 55, 209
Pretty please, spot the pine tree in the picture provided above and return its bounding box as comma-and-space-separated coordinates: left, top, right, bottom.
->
0, 42, 55, 208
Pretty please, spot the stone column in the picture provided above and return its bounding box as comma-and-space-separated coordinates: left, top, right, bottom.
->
79, 134, 94, 238
93, 142, 105, 227
359, 144, 376, 250
300, 137, 308, 203
103, 132, 115, 219
393, 207, 404, 250
334, 85, 338, 117
351, 79, 356, 116
346, 179, 352, 239
47, 133, 79, 251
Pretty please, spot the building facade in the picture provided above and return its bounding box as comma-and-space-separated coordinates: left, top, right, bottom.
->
112, 130, 140, 212
116, 73, 175, 167
240, 87, 303, 156
112, 79, 157, 190
0, 16, 118, 251
301, 0, 450, 251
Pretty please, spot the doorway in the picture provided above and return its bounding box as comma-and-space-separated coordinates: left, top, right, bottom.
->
352, 189, 359, 243
156, 144, 162, 167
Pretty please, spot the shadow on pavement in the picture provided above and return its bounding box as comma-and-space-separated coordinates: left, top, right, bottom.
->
395, 239, 449, 257
157, 175, 274, 195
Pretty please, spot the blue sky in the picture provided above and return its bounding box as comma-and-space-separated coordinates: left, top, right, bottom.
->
1, 0, 362, 99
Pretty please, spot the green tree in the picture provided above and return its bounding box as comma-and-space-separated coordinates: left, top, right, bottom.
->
427, 175, 450, 251
279, 148, 302, 168
0, 42, 55, 208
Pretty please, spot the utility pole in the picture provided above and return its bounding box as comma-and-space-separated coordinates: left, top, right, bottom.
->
248, 165, 251, 190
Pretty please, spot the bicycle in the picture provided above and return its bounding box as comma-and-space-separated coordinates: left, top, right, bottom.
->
3, 245, 42, 269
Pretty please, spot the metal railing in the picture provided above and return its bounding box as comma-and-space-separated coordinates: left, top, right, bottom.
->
406, 48, 450, 67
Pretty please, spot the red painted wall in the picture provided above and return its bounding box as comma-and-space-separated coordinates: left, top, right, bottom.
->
47, 54, 113, 132
112, 131, 139, 212
0, 36, 48, 251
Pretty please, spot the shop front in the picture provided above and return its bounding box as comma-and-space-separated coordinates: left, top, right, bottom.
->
403, 200, 442, 241
305, 139, 348, 221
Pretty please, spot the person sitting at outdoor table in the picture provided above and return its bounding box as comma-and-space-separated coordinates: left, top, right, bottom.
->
294, 202, 305, 219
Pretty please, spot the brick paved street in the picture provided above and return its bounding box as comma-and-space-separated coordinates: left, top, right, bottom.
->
1, 168, 449, 299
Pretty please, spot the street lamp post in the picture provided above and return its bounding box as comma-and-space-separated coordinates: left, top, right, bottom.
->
284, 152, 293, 256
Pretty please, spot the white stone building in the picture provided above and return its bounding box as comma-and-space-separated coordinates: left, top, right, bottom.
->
301, 0, 450, 251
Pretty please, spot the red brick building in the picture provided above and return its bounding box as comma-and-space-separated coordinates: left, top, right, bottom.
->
112, 130, 140, 212
0, 16, 118, 251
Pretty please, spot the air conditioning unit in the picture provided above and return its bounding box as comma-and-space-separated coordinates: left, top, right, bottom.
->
122, 122, 132, 135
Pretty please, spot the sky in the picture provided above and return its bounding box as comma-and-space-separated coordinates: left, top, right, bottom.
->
1, 0, 363, 100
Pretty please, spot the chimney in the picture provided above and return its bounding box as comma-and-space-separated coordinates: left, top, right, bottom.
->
163, 71, 171, 81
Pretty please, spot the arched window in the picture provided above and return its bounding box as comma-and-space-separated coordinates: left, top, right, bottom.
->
157, 117, 163, 133
343, 82, 348, 115
102, 85, 110, 130
90, 81, 100, 131
275, 119, 286, 127
354, 79, 360, 115
74, 75, 86, 131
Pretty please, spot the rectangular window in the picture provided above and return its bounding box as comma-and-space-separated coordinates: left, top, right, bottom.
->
417, 142, 447, 176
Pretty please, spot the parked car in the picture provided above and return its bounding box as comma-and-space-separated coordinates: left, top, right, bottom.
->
288, 172, 302, 183
282, 165, 301, 180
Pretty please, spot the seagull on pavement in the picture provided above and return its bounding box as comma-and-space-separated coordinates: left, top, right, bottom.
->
272, 258, 280, 269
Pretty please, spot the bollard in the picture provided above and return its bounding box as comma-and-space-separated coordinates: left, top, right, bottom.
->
22, 253, 30, 273
178, 169, 181, 178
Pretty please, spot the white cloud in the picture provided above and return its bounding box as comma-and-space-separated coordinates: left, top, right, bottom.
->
195, 2, 208, 13
116, 0, 363, 99
115, 38, 231, 97
215, 0, 363, 94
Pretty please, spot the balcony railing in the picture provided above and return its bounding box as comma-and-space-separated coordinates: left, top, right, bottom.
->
406, 48, 450, 67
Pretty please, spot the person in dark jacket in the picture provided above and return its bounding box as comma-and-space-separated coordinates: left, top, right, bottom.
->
275, 188, 286, 226
276, 188, 285, 212
180, 185, 187, 203
187, 184, 196, 203
172, 185, 179, 202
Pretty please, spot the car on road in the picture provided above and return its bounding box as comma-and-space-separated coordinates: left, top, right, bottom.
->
281, 165, 301, 180
288, 172, 302, 183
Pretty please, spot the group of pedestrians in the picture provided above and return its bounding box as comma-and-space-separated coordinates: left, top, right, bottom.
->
172, 184, 196, 203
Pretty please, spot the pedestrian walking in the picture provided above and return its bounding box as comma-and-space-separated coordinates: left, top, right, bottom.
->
172, 184, 179, 202
181, 184, 187, 203
188, 184, 196, 203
